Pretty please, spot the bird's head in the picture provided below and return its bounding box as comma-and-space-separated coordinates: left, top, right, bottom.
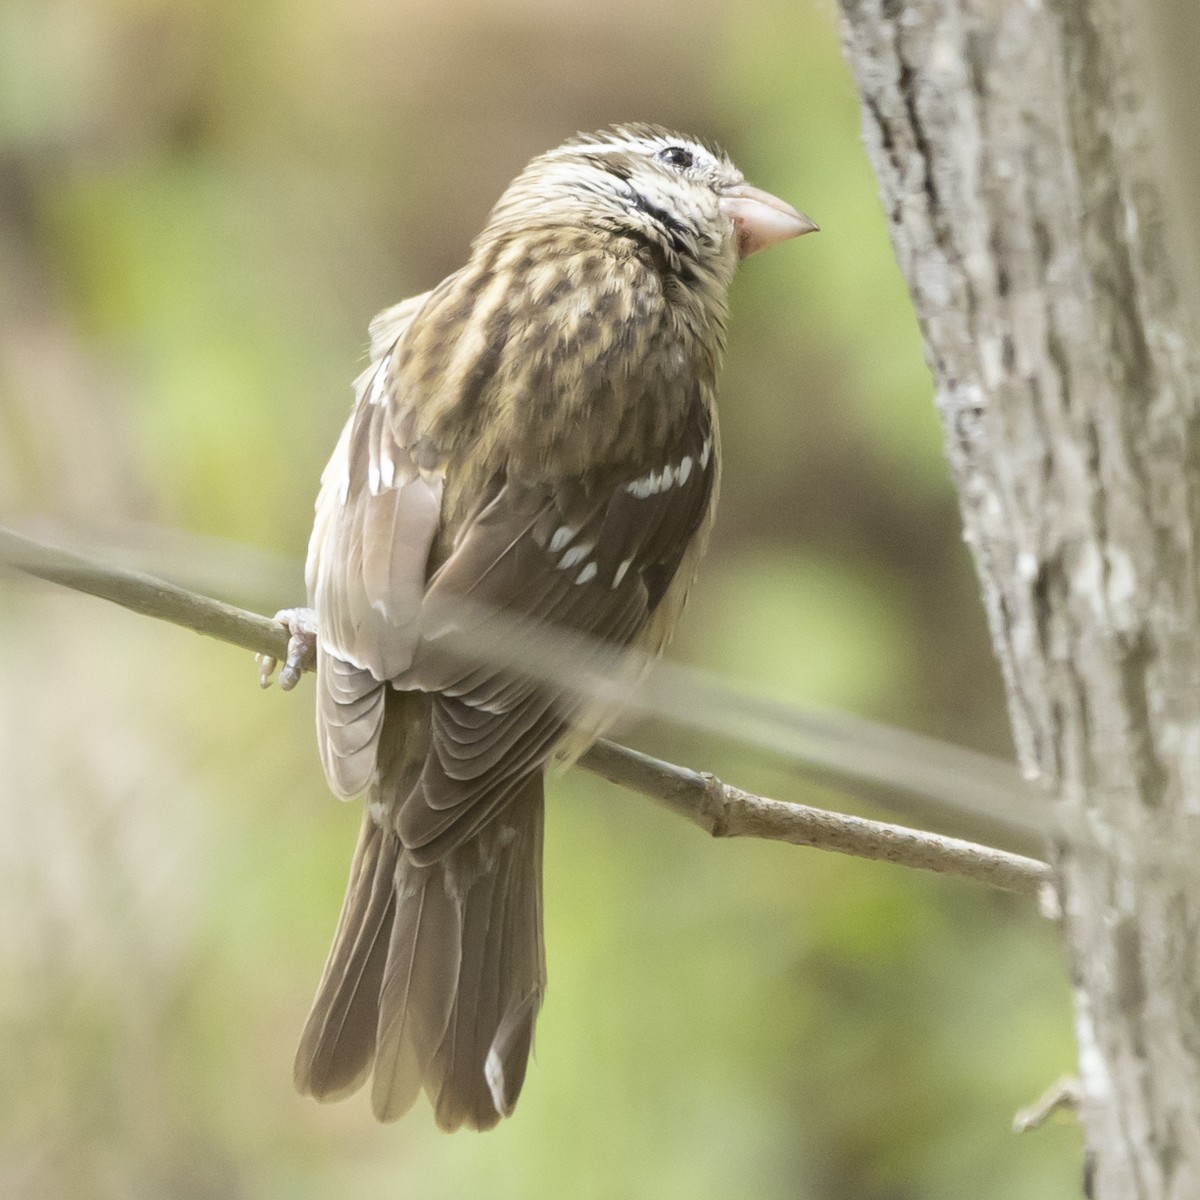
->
478, 124, 816, 286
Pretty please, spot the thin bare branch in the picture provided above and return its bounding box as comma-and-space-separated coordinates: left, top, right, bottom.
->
581, 741, 1051, 896
0, 524, 1051, 896
0, 525, 288, 660
6, 520, 1045, 844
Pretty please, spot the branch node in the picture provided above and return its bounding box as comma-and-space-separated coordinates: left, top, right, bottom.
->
699, 771, 731, 837
1013, 1076, 1081, 1133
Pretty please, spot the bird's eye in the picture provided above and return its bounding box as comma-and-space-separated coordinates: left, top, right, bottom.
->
658, 145, 694, 170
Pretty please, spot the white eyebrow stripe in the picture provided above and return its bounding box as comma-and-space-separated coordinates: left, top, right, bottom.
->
541, 140, 644, 161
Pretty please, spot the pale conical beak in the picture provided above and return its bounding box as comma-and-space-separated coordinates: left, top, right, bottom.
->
719, 184, 818, 258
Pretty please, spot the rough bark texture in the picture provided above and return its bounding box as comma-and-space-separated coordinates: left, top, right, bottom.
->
835, 0, 1200, 1195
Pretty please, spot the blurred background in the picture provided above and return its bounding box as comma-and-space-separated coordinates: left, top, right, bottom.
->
0, 0, 1080, 1196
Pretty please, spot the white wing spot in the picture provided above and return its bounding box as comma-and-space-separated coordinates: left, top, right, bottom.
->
558, 542, 594, 570
368, 459, 381, 496
627, 455, 699, 500
575, 561, 598, 585
612, 558, 632, 588
699, 439, 711, 469
626, 469, 661, 499
549, 525, 576, 553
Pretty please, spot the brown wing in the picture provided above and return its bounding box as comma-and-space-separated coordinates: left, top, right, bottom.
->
394, 413, 717, 866
311, 301, 715, 854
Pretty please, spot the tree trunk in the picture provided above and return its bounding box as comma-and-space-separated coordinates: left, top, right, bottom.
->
834, 0, 1200, 1195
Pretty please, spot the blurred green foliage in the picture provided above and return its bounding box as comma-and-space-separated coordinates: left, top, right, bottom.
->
0, 0, 1079, 1197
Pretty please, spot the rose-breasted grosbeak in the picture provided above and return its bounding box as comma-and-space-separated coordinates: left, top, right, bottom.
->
286, 124, 814, 1130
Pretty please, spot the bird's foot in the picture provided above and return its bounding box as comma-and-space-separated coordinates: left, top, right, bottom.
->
258, 607, 318, 691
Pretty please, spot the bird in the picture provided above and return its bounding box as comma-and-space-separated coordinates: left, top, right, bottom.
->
271, 123, 816, 1132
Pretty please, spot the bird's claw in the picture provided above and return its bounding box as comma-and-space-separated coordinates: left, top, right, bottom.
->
258, 607, 318, 691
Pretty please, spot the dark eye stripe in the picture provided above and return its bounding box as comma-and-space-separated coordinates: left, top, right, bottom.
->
582, 151, 632, 181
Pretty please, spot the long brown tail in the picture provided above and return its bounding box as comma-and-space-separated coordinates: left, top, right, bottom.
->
293, 777, 545, 1131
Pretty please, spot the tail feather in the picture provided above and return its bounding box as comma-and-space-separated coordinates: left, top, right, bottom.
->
371, 863, 462, 1121
431, 856, 503, 1129
430, 780, 545, 1128
293, 776, 546, 1131
486, 989, 540, 1118
485, 793, 545, 1115
294, 817, 395, 1100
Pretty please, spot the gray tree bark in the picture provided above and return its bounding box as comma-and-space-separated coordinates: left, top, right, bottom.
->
835, 0, 1200, 1196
